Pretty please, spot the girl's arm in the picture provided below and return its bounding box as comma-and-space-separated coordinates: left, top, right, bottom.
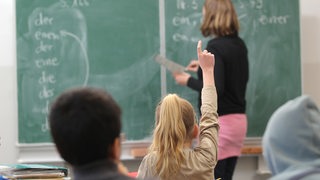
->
197, 41, 214, 86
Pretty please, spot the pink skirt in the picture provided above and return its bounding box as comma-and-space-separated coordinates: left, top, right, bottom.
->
217, 114, 247, 160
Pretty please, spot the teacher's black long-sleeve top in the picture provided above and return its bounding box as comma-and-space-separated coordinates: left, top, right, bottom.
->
187, 34, 249, 116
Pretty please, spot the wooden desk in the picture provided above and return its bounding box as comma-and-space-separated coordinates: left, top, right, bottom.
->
241, 146, 262, 155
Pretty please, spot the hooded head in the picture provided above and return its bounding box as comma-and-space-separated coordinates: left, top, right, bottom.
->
262, 95, 320, 176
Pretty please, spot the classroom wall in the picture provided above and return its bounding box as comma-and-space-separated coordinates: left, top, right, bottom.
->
300, 0, 320, 104
1, 0, 320, 179
0, 0, 18, 163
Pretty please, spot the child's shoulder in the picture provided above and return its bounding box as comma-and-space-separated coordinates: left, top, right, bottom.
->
141, 151, 157, 163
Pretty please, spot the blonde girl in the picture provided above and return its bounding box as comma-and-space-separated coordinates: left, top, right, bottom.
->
137, 41, 219, 180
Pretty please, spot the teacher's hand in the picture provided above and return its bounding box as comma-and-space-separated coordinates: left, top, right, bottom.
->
173, 72, 191, 86
186, 60, 199, 72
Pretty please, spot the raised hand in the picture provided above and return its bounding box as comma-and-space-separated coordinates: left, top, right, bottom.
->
197, 40, 214, 71
197, 40, 215, 86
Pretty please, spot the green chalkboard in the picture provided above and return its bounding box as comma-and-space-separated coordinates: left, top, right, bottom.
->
16, 0, 160, 143
16, 0, 301, 143
165, 0, 301, 137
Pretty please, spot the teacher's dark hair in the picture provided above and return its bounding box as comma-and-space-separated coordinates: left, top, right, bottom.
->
49, 87, 121, 166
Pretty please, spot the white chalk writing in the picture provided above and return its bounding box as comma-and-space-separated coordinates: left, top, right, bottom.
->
259, 15, 290, 25
34, 12, 54, 26
250, 0, 263, 9
34, 31, 60, 41
35, 57, 59, 68
27, 6, 89, 133
60, 0, 90, 8
31, 11, 59, 132
172, 16, 197, 26
171, 0, 202, 42
173, 33, 198, 43
238, 0, 290, 27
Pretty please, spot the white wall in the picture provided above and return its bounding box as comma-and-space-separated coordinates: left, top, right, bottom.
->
300, 0, 320, 104
0, 0, 18, 163
1, 0, 320, 179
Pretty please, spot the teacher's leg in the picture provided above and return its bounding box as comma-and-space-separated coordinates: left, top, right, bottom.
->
214, 156, 238, 180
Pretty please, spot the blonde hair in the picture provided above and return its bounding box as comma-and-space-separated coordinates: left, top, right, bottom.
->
201, 0, 240, 37
149, 94, 196, 179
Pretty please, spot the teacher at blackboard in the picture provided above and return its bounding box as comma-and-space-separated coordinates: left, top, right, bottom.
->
173, 0, 249, 179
